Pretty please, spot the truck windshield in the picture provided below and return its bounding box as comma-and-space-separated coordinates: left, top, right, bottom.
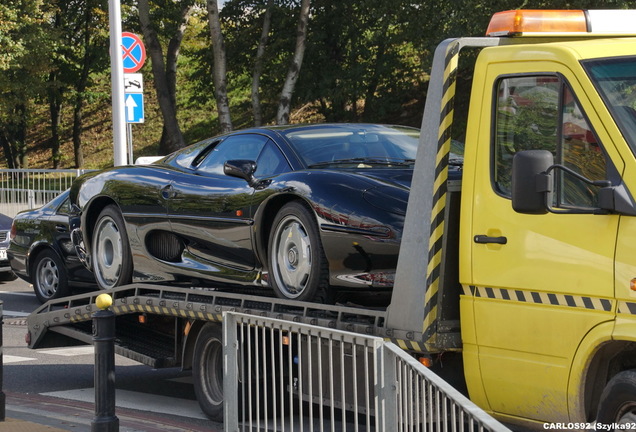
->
584, 57, 636, 156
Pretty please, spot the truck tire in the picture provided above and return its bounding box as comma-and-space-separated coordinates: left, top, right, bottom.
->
92, 205, 132, 290
192, 323, 225, 421
192, 322, 286, 422
597, 370, 636, 425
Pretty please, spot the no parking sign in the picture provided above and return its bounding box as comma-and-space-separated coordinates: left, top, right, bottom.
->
121, 32, 146, 73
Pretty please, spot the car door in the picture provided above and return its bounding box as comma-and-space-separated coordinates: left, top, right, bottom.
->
167, 134, 270, 270
466, 66, 620, 421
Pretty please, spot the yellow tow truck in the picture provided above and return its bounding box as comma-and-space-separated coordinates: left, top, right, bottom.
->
26, 9, 636, 428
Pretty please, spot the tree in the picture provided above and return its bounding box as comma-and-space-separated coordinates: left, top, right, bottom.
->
68, 0, 109, 168
0, 0, 54, 168
276, 0, 310, 125
138, 0, 194, 154
251, 0, 274, 126
207, 0, 233, 132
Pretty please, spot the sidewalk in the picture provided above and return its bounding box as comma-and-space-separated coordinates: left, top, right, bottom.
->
0, 418, 69, 432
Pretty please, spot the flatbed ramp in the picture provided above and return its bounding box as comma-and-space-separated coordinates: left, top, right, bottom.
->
27, 284, 386, 365
26, 284, 510, 431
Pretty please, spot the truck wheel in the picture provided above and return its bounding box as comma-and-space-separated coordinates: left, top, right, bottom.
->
192, 322, 285, 422
268, 201, 331, 303
597, 370, 636, 425
32, 249, 70, 304
192, 323, 225, 421
92, 205, 132, 290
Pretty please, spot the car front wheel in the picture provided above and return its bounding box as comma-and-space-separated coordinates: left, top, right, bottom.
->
268, 201, 330, 303
92, 205, 132, 290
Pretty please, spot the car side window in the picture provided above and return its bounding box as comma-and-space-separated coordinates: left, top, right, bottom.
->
197, 134, 269, 176
255, 141, 291, 177
57, 197, 71, 215
493, 75, 608, 209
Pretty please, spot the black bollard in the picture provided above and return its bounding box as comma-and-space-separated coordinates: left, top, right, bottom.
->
0, 300, 5, 421
91, 295, 119, 432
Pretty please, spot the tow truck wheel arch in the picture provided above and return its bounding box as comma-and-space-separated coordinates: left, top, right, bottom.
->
569, 321, 636, 421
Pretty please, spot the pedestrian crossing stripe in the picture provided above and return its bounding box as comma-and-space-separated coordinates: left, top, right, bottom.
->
4, 355, 36, 364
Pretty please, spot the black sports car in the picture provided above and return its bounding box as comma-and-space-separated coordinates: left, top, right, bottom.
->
9, 190, 96, 303
70, 123, 440, 303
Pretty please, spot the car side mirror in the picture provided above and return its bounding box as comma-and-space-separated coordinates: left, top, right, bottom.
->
224, 159, 258, 186
511, 150, 554, 214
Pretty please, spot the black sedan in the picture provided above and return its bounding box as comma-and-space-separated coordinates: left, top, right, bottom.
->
9, 190, 96, 303
71, 123, 433, 303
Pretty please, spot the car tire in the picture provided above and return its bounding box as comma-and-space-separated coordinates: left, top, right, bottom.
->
0, 271, 17, 282
597, 370, 636, 425
92, 205, 132, 290
268, 201, 331, 303
32, 249, 70, 304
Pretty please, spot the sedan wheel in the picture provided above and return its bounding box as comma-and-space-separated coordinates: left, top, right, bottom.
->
92, 205, 132, 290
268, 201, 330, 302
33, 249, 69, 304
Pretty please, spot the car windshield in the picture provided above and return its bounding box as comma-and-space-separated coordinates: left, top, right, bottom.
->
281, 124, 420, 168
583, 56, 636, 157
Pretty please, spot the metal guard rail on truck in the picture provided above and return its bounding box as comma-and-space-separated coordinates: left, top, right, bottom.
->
27, 283, 388, 350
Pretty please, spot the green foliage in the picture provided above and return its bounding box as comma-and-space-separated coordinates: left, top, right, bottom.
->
1, 0, 635, 167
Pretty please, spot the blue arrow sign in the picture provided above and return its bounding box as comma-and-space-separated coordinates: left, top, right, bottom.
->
125, 93, 144, 123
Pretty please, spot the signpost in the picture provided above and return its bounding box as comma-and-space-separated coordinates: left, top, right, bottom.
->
109, 3, 146, 166
108, 0, 126, 166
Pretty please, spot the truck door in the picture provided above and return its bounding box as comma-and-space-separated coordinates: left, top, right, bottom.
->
466, 67, 620, 422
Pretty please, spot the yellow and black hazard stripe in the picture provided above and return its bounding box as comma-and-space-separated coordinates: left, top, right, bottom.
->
388, 338, 427, 353
422, 40, 462, 347
69, 303, 224, 323
463, 285, 614, 312
617, 301, 636, 315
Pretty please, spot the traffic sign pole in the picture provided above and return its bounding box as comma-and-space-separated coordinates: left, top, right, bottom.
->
108, 0, 127, 167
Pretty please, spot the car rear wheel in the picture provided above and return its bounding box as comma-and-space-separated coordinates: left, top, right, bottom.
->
92, 205, 132, 290
33, 249, 69, 303
268, 201, 331, 303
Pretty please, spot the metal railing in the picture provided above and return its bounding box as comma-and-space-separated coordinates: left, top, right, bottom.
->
0, 169, 93, 217
223, 312, 510, 432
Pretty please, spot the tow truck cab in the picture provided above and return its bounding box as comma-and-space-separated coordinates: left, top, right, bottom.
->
454, 9, 636, 427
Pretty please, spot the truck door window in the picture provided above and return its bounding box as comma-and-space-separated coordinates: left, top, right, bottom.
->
494, 75, 607, 209
584, 57, 636, 157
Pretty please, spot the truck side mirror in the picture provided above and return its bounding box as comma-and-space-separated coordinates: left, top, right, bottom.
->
511, 150, 554, 214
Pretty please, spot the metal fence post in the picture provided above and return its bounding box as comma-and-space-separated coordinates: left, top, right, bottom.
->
375, 341, 398, 431
0, 301, 5, 421
223, 312, 239, 432
91, 294, 118, 432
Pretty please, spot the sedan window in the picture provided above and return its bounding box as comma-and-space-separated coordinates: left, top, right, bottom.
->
197, 134, 269, 175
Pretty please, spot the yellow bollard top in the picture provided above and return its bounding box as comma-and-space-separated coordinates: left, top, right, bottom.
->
95, 293, 113, 310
